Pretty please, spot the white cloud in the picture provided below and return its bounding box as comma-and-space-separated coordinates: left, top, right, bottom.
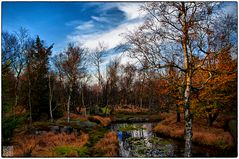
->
67, 2, 147, 81
68, 3, 146, 50
91, 16, 111, 23
117, 3, 145, 20
75, 21, 94, 30
65, 20, 82, 26
81, 20, 143, 50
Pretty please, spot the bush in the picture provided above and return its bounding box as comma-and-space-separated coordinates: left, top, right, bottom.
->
101, 106, 111, 116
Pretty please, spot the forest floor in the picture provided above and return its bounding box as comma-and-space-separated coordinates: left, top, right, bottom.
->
6, 107, 237, 157
153, 112, 237, 150
10, 113, 118, 157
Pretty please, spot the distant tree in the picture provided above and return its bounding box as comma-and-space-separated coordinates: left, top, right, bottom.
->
106, 58, 120, 108
12, 28, 31, 119
119, 63, 136, 106
56, 43, 87, 123
90, 42, 107, 108
2, 31, 18, 73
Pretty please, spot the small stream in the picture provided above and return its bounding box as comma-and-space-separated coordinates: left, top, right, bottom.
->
111, 122, 236, 157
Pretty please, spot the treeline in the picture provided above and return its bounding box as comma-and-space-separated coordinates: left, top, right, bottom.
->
2, 28, 177, 123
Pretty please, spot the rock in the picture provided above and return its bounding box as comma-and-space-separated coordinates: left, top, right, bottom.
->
49, 126, 60, 133
70, 121, 97, 129
60, 126, 73, 134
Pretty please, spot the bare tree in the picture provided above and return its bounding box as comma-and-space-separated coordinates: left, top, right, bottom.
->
12, 28, 30, 119
106, 58, 120, 107
1, 31, 18, 73
90, 42, 107, 106
56, 43, 87, 123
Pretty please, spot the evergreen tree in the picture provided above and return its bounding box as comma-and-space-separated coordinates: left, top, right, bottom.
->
27, 36, 53, 120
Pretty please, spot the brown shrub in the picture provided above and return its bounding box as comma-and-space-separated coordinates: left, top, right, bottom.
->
93, 131, 118, 157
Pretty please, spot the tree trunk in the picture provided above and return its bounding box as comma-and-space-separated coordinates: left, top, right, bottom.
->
49, 74, 53, 122
67, 85, 72, 123
14, 93, 18, 120
208, 112, 219, 127
176, 104, 180, 122
181, 7, 193, 156
13, 75, 21, 121
184, 76, 192, 157
140, 98, 142, 109
28, 73, 32, 127
81, 89, 86, 116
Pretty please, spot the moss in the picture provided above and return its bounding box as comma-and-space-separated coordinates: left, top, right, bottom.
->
118, 125, 146, 132
54, 146, 88, 157
137, 147, 147, 154
214, 140, 228, 149
86, 127, 108, 148
149, 136, 171, 145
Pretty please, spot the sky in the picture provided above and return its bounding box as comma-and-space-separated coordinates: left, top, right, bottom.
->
2, 2, 145, 53
2, 1, 238, 83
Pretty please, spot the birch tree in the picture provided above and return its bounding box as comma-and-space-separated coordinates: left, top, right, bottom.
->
126, 2, 222, 156
57, 43, 87, 123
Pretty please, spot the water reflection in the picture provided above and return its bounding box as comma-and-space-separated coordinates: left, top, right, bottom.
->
112, 123, 174, 157
111, 122, 236, 157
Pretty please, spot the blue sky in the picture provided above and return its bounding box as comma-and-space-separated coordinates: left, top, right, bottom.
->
2, 2, 238, 82
2, 2, 144, 54
2, 2, 237, 52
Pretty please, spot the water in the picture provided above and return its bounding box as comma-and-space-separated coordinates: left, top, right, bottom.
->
111, 122, 237, 157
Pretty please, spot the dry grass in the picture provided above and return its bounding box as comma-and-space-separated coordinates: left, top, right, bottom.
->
13, 131, 89, 157
93, 131, 118, 157
154, 113, 234, 149
89, 115, 111, 126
